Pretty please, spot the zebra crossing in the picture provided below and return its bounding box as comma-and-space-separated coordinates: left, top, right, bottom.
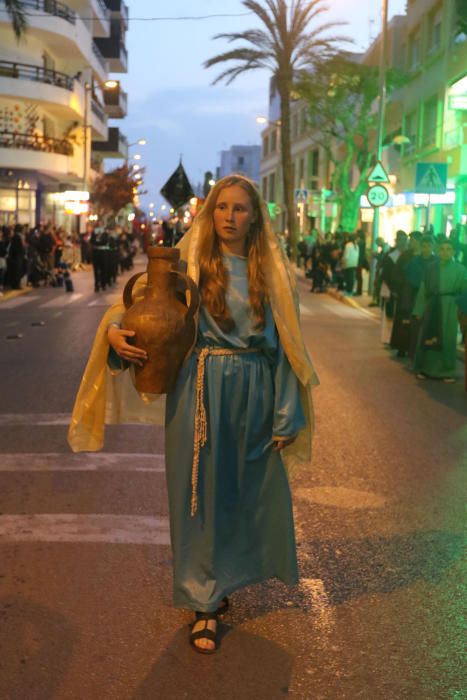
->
0, 290, 120, 310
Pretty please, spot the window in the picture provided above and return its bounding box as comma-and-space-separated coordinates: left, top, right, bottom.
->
237, 155, 245, 169
309, 149, 319, 177
271, 128, 277, 153
428, 7, 442, 54
262, 176, 268, 200
268, 172, 276, 201
422, 97, 438, 145
300, 108, 307, 135
42, 116, 55, 138
292, 112, 298, 139
404, 111, 417, 153
263, 135, 269, 157
298, 157, 305, 184
409, 29, 421, 69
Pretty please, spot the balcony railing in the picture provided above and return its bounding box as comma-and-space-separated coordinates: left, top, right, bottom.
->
18, 0, 76, 24
92, 41, 107, 71
0, 60, 74, 90
0, 131, 73, 156
91, 98, 106, 123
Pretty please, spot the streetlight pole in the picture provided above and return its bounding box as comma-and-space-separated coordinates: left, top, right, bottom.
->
369, 0, 389, 291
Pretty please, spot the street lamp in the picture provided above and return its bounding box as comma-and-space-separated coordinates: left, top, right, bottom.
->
128, 138, 147, 147
256, 115, 281, 127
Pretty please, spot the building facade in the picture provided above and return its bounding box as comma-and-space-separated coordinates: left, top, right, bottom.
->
258, 0, 466, 243
0, 0, 129, 229
217, 144, 261, 184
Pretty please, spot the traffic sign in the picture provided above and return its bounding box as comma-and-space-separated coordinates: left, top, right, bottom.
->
367, 184, 389, 208
415, 163, 447, 194
367, 161, 390, 184
294, 188, 309, 202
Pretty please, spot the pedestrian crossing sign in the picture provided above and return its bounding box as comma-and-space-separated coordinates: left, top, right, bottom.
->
367, 161, 390, 184
415, 163, 447, 194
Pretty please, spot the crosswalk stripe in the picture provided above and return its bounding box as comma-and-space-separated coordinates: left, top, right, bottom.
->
40, 293, 83, 308
88, 293, 120, 307
0, 295, 39, 309
0, 453, 165, 471
0, 413, 71, 426
0, 514, 171, 545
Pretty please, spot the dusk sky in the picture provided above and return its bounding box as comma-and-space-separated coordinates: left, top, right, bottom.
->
118, 0, 407, 214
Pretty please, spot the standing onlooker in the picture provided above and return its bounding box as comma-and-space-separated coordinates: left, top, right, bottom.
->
405, 234, 436, 358
341, 233, 359, 295
413, 237, 467, 382
355, 230, 369, 296
390, 231, 422, 357
380, 230, 408, 344
6, 224, 26, 290
37, 225, 55, 273
0, 227, 8, 295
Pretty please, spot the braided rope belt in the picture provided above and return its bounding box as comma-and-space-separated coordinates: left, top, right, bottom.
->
191, 346, 262, 517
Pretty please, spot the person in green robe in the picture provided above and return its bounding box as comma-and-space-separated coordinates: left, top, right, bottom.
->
413, 238, 467, 382
105, 175, 315, 654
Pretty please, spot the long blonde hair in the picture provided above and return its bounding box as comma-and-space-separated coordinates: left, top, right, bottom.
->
195, 175, 269, 331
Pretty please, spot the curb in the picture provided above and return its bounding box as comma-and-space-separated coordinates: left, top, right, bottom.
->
0, 287, 32, 304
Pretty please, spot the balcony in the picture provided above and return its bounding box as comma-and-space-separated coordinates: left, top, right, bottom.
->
104, 0, 129, 29
90, 97, 108, 138
92, 127, 128, 159
0, 60, 74, 90
0, 131, 73, 156
103, 82, 127, 118
93, 35, 128, 72
90, 0, 110, 37
18, 0, 76, 24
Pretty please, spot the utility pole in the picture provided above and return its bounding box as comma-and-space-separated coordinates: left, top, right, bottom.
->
369, 0, 389, 291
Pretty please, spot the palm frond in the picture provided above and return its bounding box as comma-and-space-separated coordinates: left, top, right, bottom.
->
5, 0, 27, 39
204, 47, 271, 71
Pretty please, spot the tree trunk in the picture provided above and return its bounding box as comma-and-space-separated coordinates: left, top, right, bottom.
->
338, 188, 364, 231
278, 82, 297, 260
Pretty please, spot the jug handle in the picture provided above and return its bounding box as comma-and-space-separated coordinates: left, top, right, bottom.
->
170, 270, 200, 322
123, 272, 145, 309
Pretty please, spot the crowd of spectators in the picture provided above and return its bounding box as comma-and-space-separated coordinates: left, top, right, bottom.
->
0, 223, 139, 296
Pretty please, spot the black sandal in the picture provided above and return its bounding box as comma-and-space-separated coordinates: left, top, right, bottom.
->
216, 596, 229, 617
189, 611, 219, 654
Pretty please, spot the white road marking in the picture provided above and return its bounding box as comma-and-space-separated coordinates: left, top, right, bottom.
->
88, 293, 120, 307
0, 453, 165, 472
0, 413, 72, 426
40, 293, 83, 308
0, 514, 171, 545
0, 295, 39, 309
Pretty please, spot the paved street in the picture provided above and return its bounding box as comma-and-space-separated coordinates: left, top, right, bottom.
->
0, 263, 465, 700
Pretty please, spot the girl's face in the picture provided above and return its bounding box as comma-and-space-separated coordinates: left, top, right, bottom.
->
213, 185, 255, 255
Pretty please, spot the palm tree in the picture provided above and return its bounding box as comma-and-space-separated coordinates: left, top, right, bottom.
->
204, 0, 348, 258
4, 0, 27, 39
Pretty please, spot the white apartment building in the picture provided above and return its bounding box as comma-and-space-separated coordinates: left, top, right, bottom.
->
0, 0, 128, 229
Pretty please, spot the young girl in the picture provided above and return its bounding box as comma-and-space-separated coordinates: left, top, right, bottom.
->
68, 175, 318, 654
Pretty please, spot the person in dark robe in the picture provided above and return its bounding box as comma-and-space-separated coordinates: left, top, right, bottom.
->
6, 224, 26, 290
405, 235, 436, 359
380, 230, 407, 344
413, 238, 467, 383
390, 231, 422, 357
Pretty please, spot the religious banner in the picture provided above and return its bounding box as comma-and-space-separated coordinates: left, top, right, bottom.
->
160, 161, 194, 209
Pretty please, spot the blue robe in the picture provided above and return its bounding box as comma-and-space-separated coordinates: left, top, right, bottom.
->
165, 253, 305, 612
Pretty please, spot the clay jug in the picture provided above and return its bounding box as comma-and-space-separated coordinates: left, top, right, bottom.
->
121, 247, 199, 394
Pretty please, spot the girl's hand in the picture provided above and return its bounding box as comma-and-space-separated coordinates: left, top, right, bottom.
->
273, 436, 297, 452
107, 326, 148, 366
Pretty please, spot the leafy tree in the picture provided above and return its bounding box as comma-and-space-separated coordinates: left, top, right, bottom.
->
204, 0, 347, 258
5, 0, 27, 39
296, 55, 406, 231
91, 165, 141, 220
